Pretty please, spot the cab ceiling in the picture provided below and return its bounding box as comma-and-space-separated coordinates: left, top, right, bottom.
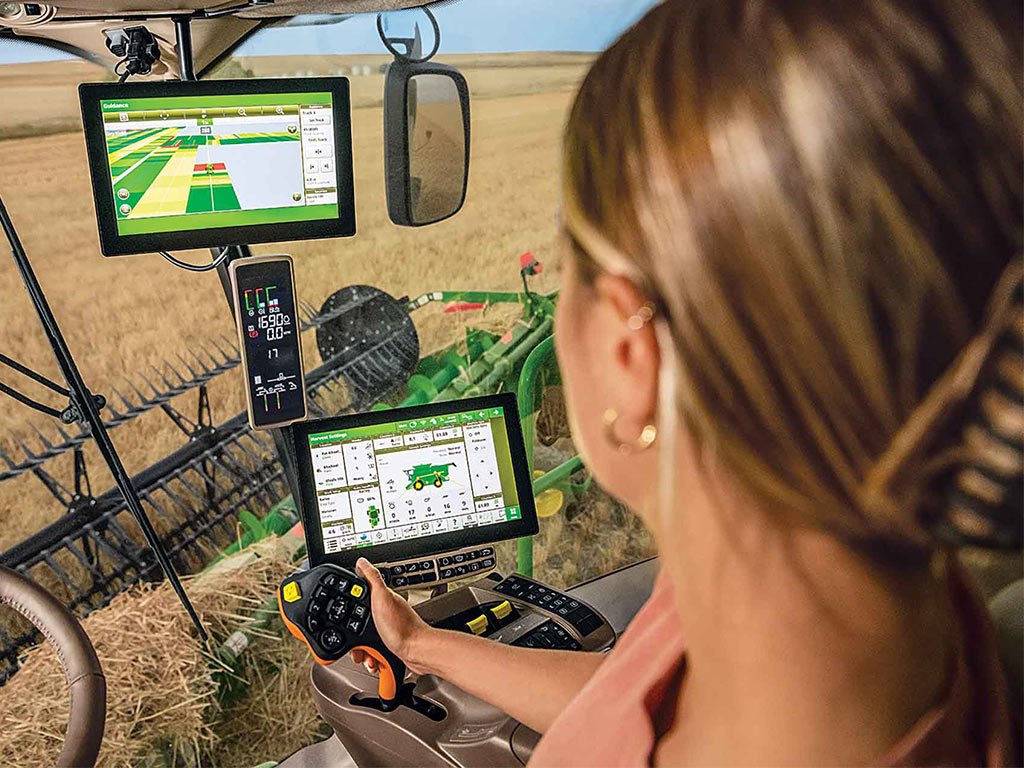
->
14, 0, 428, 16
1, 0, 432, 79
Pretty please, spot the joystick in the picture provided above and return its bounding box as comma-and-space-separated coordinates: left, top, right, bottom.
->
278, 564, 407, 706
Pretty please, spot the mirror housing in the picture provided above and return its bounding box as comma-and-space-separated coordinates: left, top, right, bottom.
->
384, 60, 470, 227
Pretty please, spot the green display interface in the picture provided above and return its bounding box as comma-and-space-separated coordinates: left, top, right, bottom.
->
99, 92, 339, 236
307, 407, 522, 553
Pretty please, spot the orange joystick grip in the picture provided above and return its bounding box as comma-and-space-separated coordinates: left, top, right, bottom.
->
353, 644, 403, 701
277, 564, 407, 706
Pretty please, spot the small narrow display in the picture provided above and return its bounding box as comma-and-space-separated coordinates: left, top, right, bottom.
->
100, 92, 338, 236
233, 257, 306, 428
307, 406, 521, 554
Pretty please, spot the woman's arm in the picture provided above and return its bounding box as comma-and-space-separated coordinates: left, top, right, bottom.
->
352, 558, 605, 734
410, 628, 605, 733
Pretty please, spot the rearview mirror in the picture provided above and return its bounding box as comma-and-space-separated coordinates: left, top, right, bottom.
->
384, 61, 470, 227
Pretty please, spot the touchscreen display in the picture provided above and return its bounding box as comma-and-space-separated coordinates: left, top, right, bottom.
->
99, 92, 338, 236
306, 405, 523, 554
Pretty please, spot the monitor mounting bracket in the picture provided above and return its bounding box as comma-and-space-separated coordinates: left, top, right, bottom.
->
105, 25, 161, 81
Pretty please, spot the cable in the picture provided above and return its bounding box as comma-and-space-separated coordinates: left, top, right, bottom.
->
0, 352, 71, 419
159, 246, 232, 273
0, 379, 63, 419
0, 353, 70, 397
114, 58, 131, 83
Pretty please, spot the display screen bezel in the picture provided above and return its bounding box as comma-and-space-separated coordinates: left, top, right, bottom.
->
291, 393, 539, 568
79, 77, 356, 257
230, 255, 307, 430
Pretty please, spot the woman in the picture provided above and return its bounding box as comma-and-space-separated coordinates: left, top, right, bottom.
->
352, 0, 1022, 763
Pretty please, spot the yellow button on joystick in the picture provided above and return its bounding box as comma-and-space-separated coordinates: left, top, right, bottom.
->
283, 581, 301, 603
465, 615, 489, 635
350, 584, 364, 599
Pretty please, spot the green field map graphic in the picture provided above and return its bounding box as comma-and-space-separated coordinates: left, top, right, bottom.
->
106, 127, 301, 220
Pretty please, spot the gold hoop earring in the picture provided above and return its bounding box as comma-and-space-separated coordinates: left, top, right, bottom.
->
603, 408, 657, 454
626, 303, 655, 330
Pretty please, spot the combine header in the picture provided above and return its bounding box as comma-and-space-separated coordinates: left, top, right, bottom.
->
0, 258, 558, 683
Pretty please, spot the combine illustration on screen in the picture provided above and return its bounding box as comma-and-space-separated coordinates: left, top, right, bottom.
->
100, 93, 340, 236
405, 463, 453, 491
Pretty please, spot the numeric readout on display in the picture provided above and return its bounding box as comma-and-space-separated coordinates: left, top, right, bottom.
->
231, 256, 307, 429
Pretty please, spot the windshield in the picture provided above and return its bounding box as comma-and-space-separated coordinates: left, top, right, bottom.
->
0, 3, 657, 749
209, 1, 661, 584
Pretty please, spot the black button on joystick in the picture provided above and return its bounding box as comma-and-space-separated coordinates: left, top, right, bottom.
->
320, 627, 344, 652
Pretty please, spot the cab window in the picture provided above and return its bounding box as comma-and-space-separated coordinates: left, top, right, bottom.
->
207, 2, 659, 586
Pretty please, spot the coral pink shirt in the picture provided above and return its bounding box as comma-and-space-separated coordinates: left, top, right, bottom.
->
529, 563, 1014, 767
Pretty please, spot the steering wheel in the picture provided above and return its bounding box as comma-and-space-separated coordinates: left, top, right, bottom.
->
0, 566, 106, 768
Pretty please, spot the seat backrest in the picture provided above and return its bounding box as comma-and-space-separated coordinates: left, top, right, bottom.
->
989, 578, 1023, 758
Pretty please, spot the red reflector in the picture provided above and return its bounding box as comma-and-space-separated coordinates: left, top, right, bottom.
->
443, 302, 487, 313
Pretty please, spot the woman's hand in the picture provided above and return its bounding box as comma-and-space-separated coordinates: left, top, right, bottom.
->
349, 557, 436, 675
348, 556, 606, 733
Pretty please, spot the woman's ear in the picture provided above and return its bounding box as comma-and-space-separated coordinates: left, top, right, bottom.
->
592, 273, 660, 436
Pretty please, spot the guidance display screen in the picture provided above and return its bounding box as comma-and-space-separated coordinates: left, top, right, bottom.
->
80, 78, 355, 256
291, 394, 539, 566
100, 93, 337, 236
231, 256, 306, 429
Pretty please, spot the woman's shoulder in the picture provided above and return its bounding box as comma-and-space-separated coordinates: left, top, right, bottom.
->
617, 567, 683, 642
528, 567, 687, 768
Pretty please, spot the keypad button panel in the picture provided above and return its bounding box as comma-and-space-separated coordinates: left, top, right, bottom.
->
302, 569, 370, 644
511, 620, 582, 651
379, 545, 499, 590
494, 575, 606, 638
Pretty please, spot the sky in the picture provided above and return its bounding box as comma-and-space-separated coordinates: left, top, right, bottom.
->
0, 36, 76, 63
0, 0, 659, 64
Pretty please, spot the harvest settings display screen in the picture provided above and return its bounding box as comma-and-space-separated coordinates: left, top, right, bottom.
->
99, 92, 338, 235
307, 406, 523, 554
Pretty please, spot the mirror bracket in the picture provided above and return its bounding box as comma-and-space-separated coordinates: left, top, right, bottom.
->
376, 6, 441, 64
380, 8, 471, 228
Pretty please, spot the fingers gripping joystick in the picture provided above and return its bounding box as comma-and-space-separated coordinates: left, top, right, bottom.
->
278, 564, 407, 704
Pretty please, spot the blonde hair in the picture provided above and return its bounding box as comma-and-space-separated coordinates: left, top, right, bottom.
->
563, 0, 1023, 559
